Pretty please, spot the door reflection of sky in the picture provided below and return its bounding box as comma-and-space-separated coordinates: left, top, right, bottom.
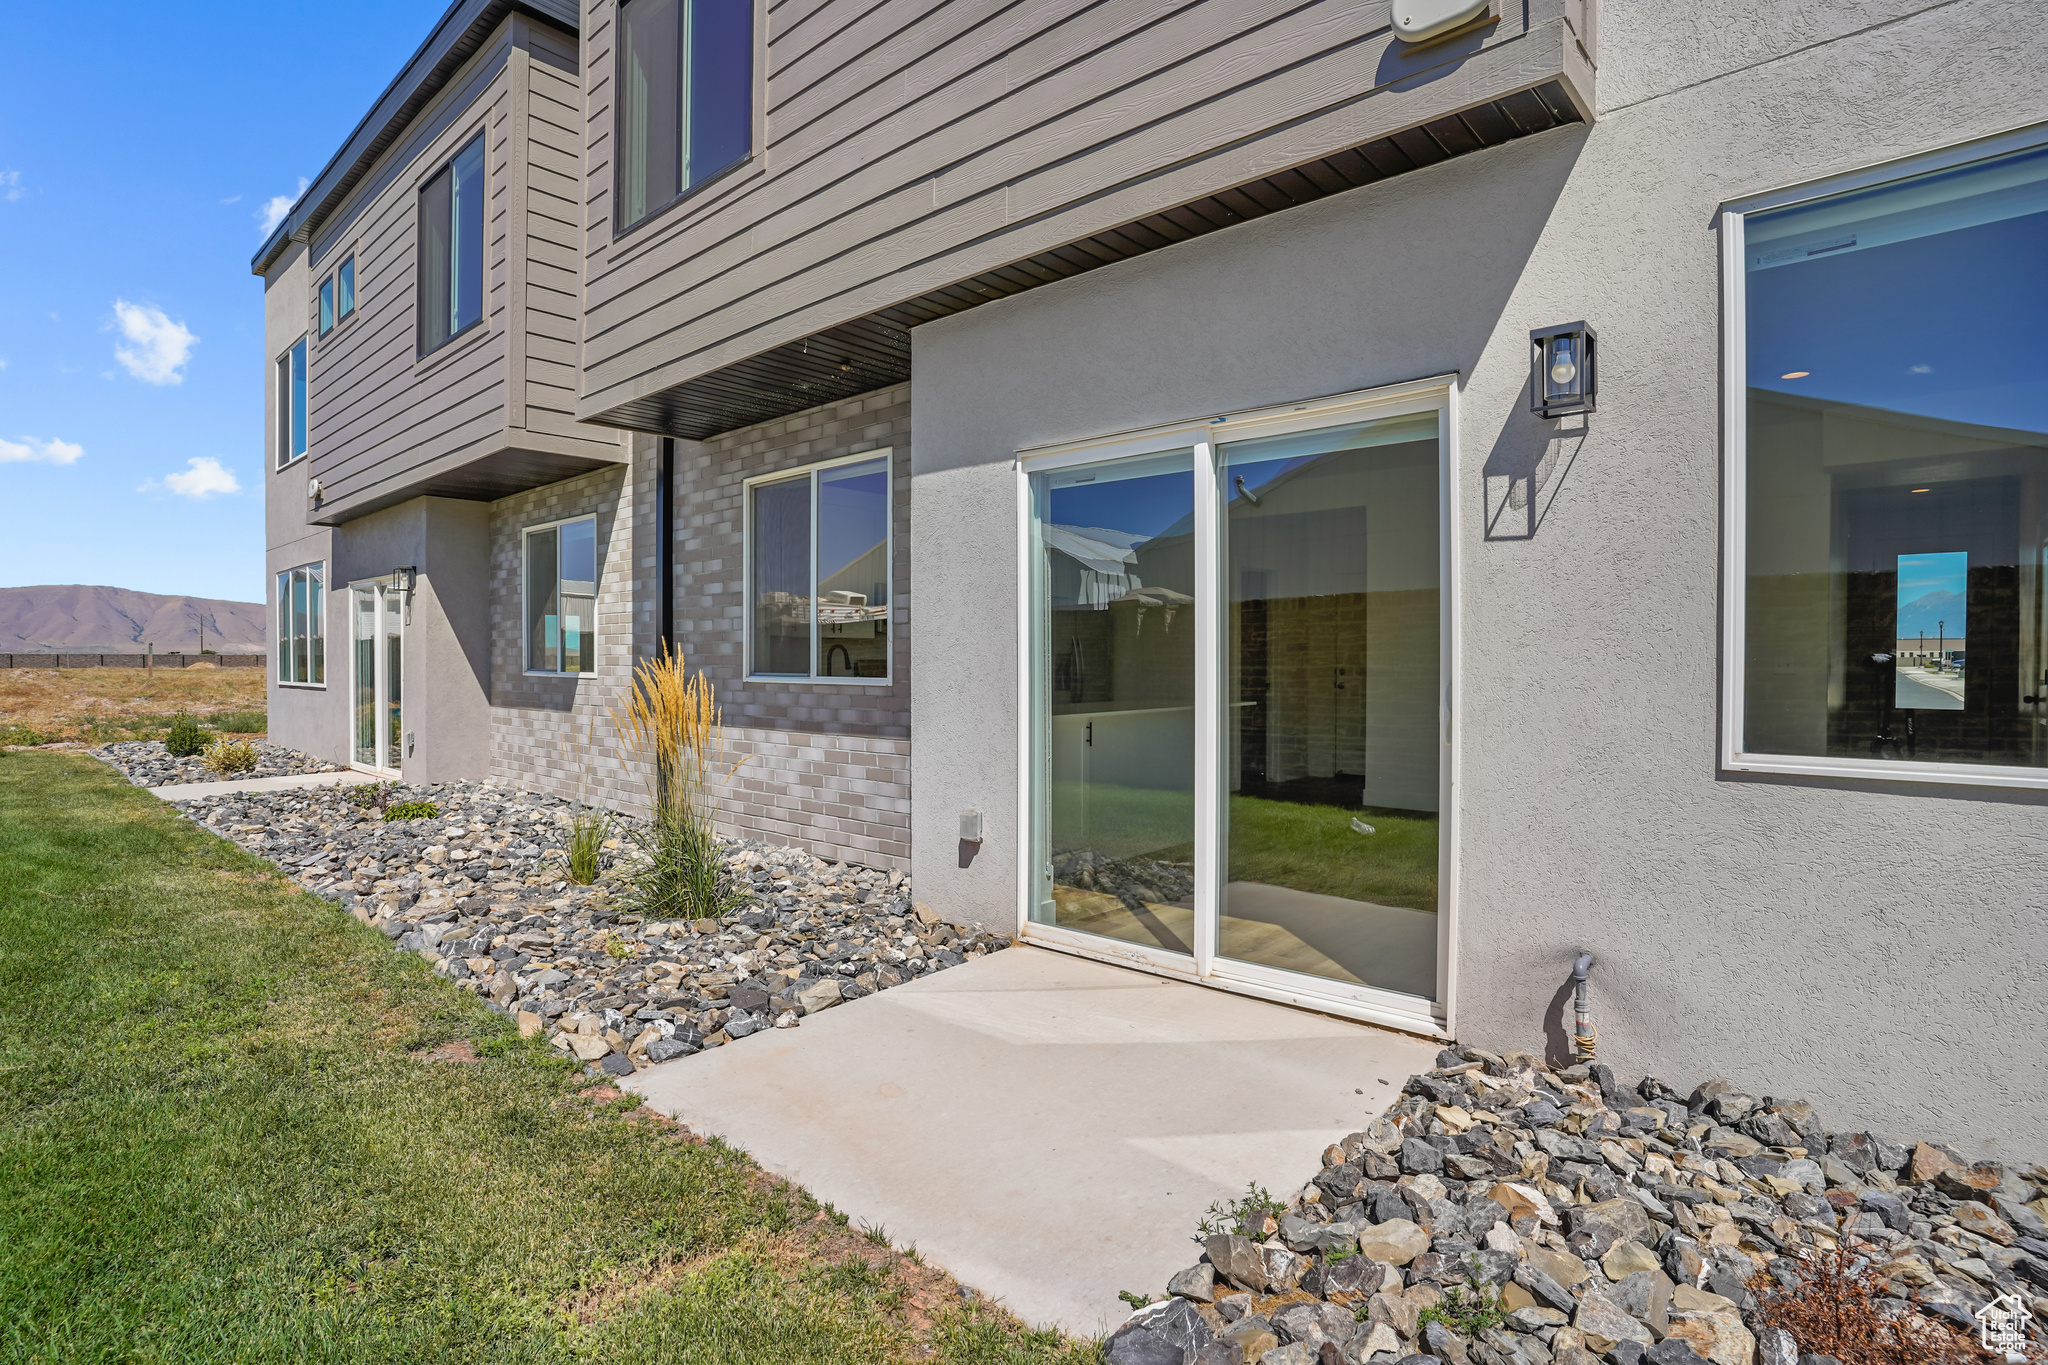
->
1049, 470, 1191, 542
1748, 209, 2048, 436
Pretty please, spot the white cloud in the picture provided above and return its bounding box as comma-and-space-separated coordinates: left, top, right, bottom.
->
0, 435, 84, 465
1909, 364, 1933, 374
219, 194, 242, 205
110, 300, 198, 385
0, 170, 22, 202
257, 177, 309, 235
140, 456, 240, 499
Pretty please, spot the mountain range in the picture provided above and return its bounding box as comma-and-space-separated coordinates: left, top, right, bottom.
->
0, 585, 266, 653
1898, 588, 1965, 640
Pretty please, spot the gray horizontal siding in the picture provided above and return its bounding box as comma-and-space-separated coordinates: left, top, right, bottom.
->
304, 14, 621, 522
575, 0, 1593, 428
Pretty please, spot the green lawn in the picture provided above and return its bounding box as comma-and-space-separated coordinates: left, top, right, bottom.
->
0, 752, 1096, 1365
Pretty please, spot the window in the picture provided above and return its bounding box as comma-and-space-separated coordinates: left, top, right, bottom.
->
276, 336, 307, 467
276, 563, 325, 686
319, 255, 356, 336
747, 453, 891, 680
616, 0, 753, 231
525, 517, 598, 674
1729, 136, 2048, 782
418, 134, 485, 355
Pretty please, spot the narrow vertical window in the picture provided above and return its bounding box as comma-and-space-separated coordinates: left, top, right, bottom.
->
276, 561, 327, 684
616, 0, 752, 231
418, 134, 485, 354
277, 338, 308, 467
336, 256, 355, 321
318, 275, 335, 336
524, 517, 599, 675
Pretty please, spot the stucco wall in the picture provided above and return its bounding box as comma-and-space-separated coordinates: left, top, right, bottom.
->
910, 0, 2048, 1156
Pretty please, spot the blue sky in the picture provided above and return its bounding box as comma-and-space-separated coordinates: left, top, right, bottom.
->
0, 2, 437, 604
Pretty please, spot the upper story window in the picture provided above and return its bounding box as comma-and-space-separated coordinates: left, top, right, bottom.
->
525, 516, 598, 675
320, 254, 357, 338
277, 562, 325, 686
419, 134, 485, 355
1727, 135, 2048, 785
747, 452, 892, 681
276, 336, 307, 468
616, 0, 753, 231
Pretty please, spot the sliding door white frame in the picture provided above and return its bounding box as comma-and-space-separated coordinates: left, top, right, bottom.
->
1013, 375, 1460, 1039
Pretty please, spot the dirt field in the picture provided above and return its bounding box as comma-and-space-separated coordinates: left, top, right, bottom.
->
0, 666, 267, 745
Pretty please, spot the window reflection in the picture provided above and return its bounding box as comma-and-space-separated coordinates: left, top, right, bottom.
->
1744, 144, 2048, 767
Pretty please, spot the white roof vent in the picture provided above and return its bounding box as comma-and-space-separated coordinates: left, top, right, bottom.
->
1391, 0, 1491, 42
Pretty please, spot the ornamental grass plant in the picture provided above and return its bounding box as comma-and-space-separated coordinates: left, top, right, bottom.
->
608, 645, 749, 922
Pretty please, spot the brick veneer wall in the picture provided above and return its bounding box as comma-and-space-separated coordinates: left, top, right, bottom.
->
483, 392, 916, 870
673, 384, 915, 868
486, 451, 654, 815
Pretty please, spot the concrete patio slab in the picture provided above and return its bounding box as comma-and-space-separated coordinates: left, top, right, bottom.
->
149, 770, 383, 801
626, 943, 1438, 1336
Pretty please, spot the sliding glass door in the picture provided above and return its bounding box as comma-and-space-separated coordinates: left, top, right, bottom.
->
1029, 450, 1199, 957
351, 579, 405, 775
1025, 390, 1449, 1021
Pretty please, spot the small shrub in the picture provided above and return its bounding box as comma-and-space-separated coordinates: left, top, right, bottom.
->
164, 712, 208, 758
0, 724, 51, 747
604, 936, 634, 960
1195, 1183, 1285, 1240
201, 738, 258, 775
1415, 1273, 1506, 1336
1116, 1291, 1151, 1311
616, 808, 749, 921
1748, 1242, 1998, 1365
565, 806, 612, 885
383, 800, 440, 822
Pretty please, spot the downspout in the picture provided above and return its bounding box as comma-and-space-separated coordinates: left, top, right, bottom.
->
1572, 951, 1597, 1063
657, 437, 675, 657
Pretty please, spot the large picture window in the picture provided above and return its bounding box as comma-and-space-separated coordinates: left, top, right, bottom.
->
525, 516, 598, 675
747, 453, 891, 680
616, 0, 753, 230
276, 337, 307, 467
276, 562, 325, 686
1729, 136, 2048, 783
418, 134, 485, 355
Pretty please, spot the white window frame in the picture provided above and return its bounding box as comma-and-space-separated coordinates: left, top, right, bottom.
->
276, 560, 326, 689
741, 447, 895, 686
276, 335, 308, 470
1718, 122, 2048, 793
521, 514, 601, 678
1012, 376, 1461, 1040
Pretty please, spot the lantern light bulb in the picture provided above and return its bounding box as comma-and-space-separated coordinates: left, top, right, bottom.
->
1550, 357, 1577, 386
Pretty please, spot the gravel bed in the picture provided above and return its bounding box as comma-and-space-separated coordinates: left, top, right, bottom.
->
1110, 1049, 2048, 1365
166, 775, 1010, 1076
92, 739, 344, 787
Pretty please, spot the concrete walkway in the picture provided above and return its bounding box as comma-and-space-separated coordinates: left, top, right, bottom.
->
626, 943, 1437, 1336
149, 770, 383, 801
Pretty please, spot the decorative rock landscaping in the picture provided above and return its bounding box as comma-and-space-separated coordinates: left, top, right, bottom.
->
135, 766, 1010, 1076
1111, 1048, 2048, 1365
93, 738, 344, 787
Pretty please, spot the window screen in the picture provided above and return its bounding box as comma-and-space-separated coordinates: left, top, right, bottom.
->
276, 338, 307, 467
337, 256, 355, 321
749, 455, 891, 679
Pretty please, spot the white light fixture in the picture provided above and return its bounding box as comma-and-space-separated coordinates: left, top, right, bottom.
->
1529, 321, 1596, 418
307, 476, 324, 501
1391, 0, 1491, 43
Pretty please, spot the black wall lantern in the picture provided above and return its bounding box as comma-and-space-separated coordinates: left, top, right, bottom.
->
1530, 321, 1596, 418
